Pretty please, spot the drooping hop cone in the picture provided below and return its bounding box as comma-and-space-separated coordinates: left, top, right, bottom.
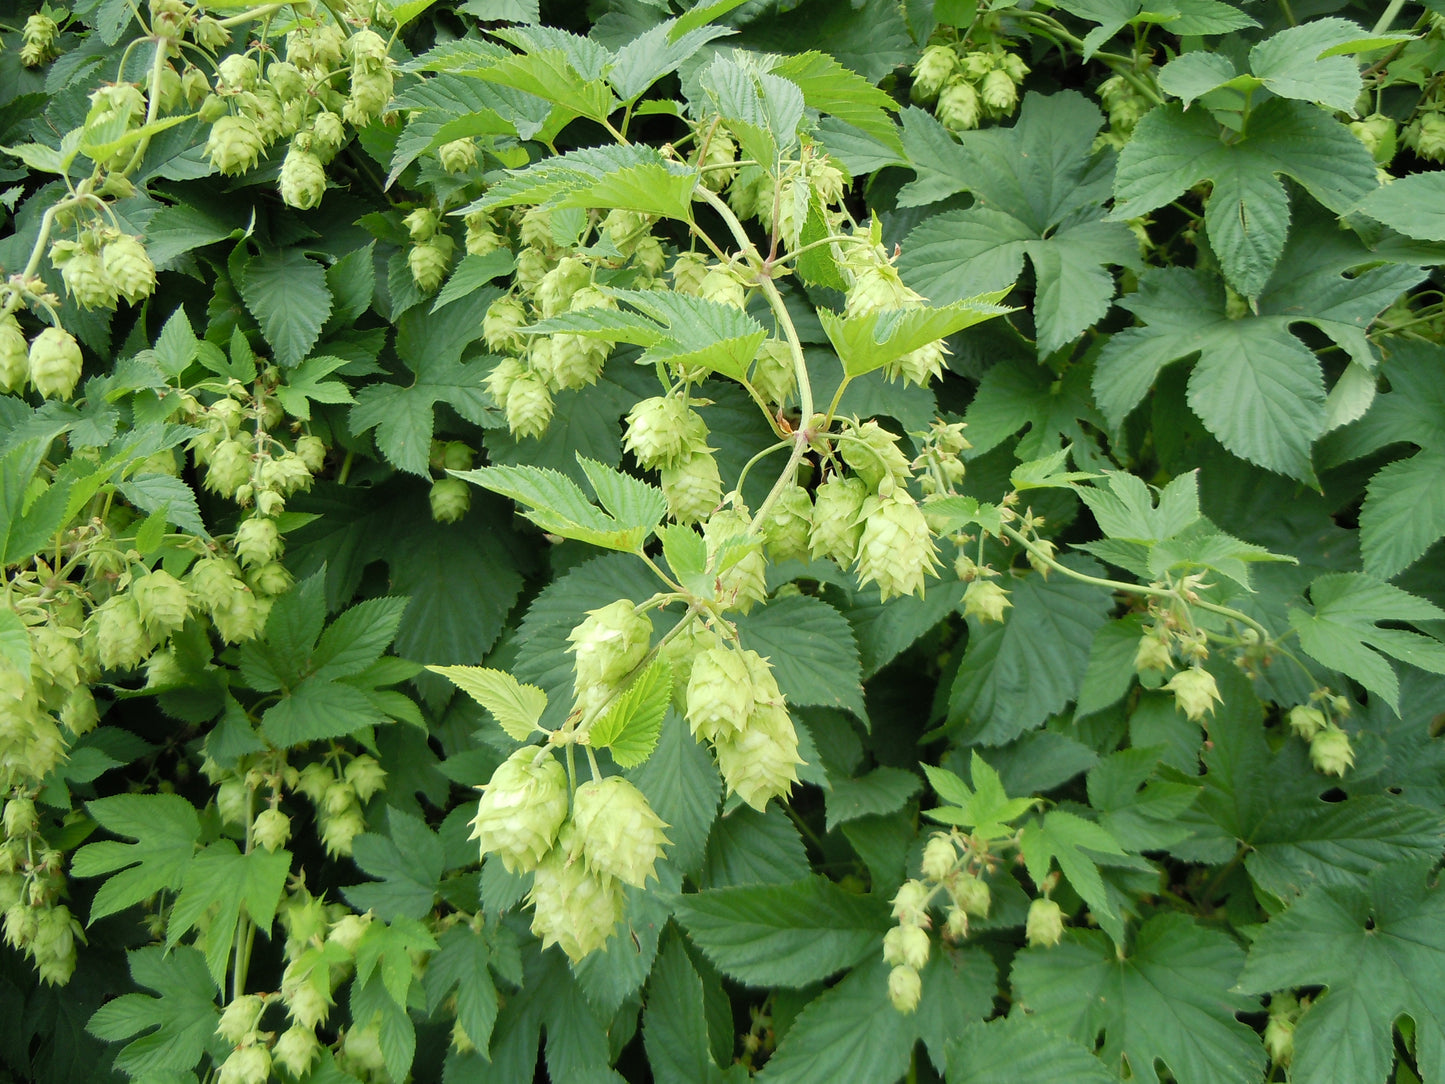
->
567, 600, 652, 691
570, 776, 670, 888
468, 747, 569, 873
713, 701, 802, 811
528, 826, 625, 962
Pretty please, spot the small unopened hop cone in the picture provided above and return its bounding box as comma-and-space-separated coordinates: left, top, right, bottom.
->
468, 747, 569, 873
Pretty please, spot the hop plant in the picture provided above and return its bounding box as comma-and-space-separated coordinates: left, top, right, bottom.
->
0, 315, 29, 393
840, 420, 912, 491
21, 14, 60, 67
713, 697, 802, 810
528, 827, 624, 962
206, 114, 265, 175
438, 138, 477, 173
809, 476, 868, 565
28, 327, 83, 399
703, 510, 768, 613
130, 569, 191, 637
1309, 725, 1355, 777
429, 477, 470, 523
100, 234, 156, 305
409, 234, 455, 294
91, 596, 151, 670
503, 369, 554, 438
279, 147, 327, 209
761, 485, 813, 563
51, 242, 116, 310
962, 579, 1011, 623
883, 924, 931, 971
1165, 667, 1222, 721
751, 338, 797, 404
567, 600, 652, 692
570, 776, 670, 887
1026, 897, 1065, 947
624, 396, 708, 470
685, 645, 756, 741
855, 491, 939, 601
937, 77, 982, 131
468, 747, 569, 873
888, 964, 923, 1013
661, 452, 723, 523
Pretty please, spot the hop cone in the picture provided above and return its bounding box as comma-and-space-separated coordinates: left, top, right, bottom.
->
809, 476, 868, 565
661, 452, 722, 524
713, 701, 801, 811
468, 747, 569, 873
101, 235, 157, 304
528, 826, 625, 962
854, 491, 940, 601
570, 777, 670, 887
567, 600, 652, 691
685, 645, 755, 741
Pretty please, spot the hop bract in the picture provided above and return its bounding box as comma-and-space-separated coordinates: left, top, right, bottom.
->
855, 491, 939, 601
468, 747, 568, 873
570, 776, 670, 888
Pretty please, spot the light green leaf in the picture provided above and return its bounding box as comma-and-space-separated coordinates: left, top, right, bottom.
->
817, 295, 1011, 379
0, 608, 29, 675
674, 876, 889, 987
1079, 470, 1200, 543
1019, 810, 1128, 936
1012, 913, 1266, 1084
455, 460, 663, 551
117, 475, 207, 537
589, 657, 671, 767
608, 20, 735, 104
427, 666, 546, 741
72, 794, 201, 923
167, 840, 291, 985
660, 523, 710, 594
769, 51, 902, 156
310, 596, 409, 682
238, 249, 332, 368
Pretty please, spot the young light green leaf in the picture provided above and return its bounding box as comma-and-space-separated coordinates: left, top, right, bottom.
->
427, 666, 546, 741
71, 794, 201, 923
588, 657, 671, 767
454, 461, 662, 551
816, 295, 1011, 379
167, 840, 291, 985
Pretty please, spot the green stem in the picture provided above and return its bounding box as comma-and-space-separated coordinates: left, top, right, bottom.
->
733, 438, 793, 498
821, 375, 852, 432
768, 231, 868, 266
218, 2, 286, 27
1372, 0, 1408, 34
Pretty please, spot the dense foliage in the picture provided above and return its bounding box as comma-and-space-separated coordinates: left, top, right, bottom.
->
2, 0, 1445, 1081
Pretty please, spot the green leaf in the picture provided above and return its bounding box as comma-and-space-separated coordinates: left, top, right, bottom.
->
0, 607, 29, 675
1094, 219, 1423, 480
71, 794, 201, 922
350, 299, 500, 475
1356, 172, 1445, 241
429, 666, 545, 741
948, 561, 1114, 744
1239, 861, 1445, 1084
914, 947, 999, 1073
674, 876, 889, 987
238, 249, 333, 368
898, 94, 1139, 355
736, 594, 866, 719
345, 809, 446, 922
117, 474, 207, 537
1290, 573, 1445, 712
1359, 450, 1445, 581
1076, 615, 1146, 718
1052, 0, 1258, 57
947, 1017, 1118, 1084
755, 959, 914, 1084
660, 523, 710, 595
644, 935, 732, 1084
629, 710, 722, 878
479, 143, 695, 219
261, 676, 389, 746
608, 19, 735, 104
1113, 100, 1378, 297
455, 459, 664, 551
465, 41, 617, 124
432, 250, 514, 311
961, 358, 1108, 463
703, 805, 809, 888
274, 354, 355, 421
1012, 913, 1266, 1084
0, 440, 73, 567
310, 596, 409, 682
423, 924, 503, 1056
824, 767, 921, 831
87, 946, 216, 1080
1247, 18, 1371, 112
589, 657, 671, 767
167, 840, 291, 986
